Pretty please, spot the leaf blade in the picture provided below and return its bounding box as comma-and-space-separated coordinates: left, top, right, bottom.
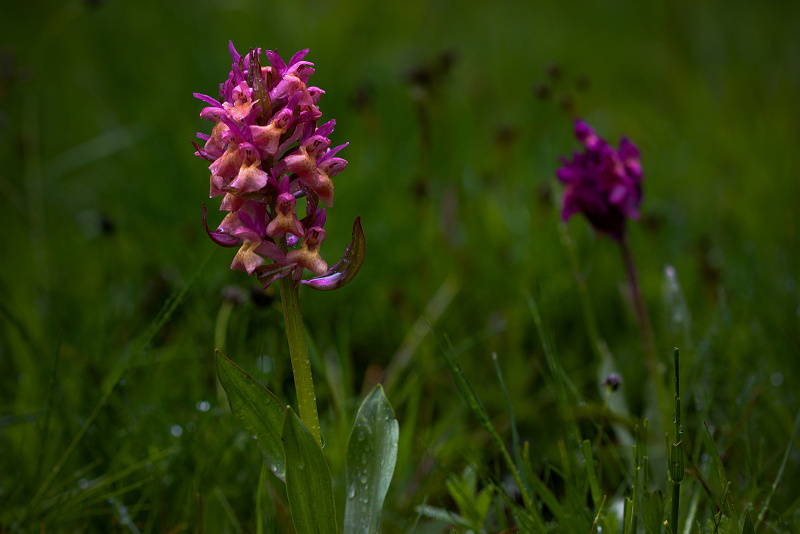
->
344, 385, 399, 534
215, 350, 286, 480
282, 409, 338, 534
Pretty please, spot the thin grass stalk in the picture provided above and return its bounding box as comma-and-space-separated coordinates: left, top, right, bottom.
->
491, 353, 532, 498
670, 348, 684, 532
590, 495, 607, 534
436, 333, 536, 517
757, 404, 800, 527
558, 223, 604, 361
630, 424, 641, 534
526, 293, 581, 443
25, 251, 214, 518
34, 335, 62, 485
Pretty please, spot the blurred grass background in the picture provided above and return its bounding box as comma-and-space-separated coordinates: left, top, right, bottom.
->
1, 0, 799, 531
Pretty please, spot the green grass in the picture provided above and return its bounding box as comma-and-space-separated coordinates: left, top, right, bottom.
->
2, 0, 799, 531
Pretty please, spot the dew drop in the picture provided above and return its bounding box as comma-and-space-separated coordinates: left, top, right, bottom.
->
771, 372, 784, 386
347, 484, 356, 498
357, 431, 365, 441
257, 355, 273, 373
196, 400, 211, 412
170, 424, 183, 437
78, 478, 89, 490
360, 475, 368, 484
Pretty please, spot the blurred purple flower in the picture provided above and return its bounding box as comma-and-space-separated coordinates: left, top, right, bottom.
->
602, 373, 622, 391
556, 119, 643, 240
193, 42, 364, 290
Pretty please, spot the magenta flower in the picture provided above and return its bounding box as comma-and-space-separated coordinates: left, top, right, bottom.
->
556, 119, 643, 240
194, 42, 364, 290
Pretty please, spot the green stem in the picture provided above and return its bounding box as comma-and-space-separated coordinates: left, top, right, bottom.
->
670, 348, 684, 532
671, 480, 681, 533
279, 276, 322, 446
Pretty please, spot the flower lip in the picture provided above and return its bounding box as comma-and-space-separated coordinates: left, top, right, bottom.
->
238, 142, 261, 162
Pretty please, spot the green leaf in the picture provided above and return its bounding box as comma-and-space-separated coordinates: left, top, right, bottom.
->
215, 350, 286, 480
445, 465, 493, 529
581, 439, 602, 509
742, 510, 755, 534
282, 408, 338, 534
344, 385, 399, 534
641, 489, 664, 534
414, 504, 470, 528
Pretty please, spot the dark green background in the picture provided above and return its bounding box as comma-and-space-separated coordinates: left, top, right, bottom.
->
2, 0, 799, 531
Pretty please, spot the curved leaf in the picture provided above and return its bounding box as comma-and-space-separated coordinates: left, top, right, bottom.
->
202, 204, 241, 247
215, 350, 286, 480
300, 216, 365, 291
344, 385, 399, 534
282, 409, 338, 534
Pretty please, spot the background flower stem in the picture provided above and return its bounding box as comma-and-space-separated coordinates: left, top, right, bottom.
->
620, 232, 670, 425
279, 275, 322, 446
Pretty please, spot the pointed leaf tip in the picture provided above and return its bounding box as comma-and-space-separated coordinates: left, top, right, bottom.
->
215, 350, 287, 480
344, 385, 398, 534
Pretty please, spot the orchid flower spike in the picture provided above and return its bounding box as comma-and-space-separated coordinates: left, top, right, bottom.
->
556, 119, 644, 241
194, 42, 364, 290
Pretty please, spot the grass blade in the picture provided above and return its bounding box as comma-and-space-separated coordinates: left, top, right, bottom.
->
436, 331, 533, 510
757, 405, 800, 527
26, 250, 214, 517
